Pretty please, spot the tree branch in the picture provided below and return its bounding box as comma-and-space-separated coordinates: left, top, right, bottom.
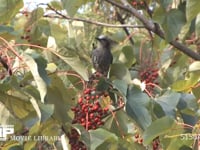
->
42, 3, 145, 29
116, 11, 134, 45
104, 0, 200, 60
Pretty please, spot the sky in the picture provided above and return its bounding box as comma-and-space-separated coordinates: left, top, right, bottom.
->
23, 0, 53, 10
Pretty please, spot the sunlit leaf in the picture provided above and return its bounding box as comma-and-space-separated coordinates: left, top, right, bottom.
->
0, 0, 23, 23
0, 91, 36, 120
61, 0, 87, 17
49, 47, 89, 81
23, 49, 50, 103
49, 0, 63, 10
24, 141, 37, 150
188, 61, 200, 72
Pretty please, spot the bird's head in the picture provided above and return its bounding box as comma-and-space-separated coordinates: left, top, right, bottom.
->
96, 35, 117, 49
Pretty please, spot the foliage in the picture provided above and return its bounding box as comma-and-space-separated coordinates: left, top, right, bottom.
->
0, 0, 200, 150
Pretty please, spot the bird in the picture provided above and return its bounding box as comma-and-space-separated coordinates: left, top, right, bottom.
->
91, 35, 115, 76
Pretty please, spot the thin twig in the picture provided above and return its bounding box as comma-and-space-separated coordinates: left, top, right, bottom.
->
0, 36, 22, 60
39, 3, 145, 29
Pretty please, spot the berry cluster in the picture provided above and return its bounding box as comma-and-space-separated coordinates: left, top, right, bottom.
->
68, 86, 110, 149
152, 137, 160, 150
71, 88, 109, 130
139, 65, 159, 94
21, 27, 32, 42
67, 128, 87, 150
131, 0, 145, 8
134, 133, 143, 144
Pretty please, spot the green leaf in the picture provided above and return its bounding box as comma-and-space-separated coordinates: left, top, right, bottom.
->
171, 72, 200, 91
49, 0, 63, 10
0, 102, 19, 125
23, 50, 49, 103
0, 91, 36, 120
178, 94, 198, 129
104, 110, 134, 137
48, 41, 89, 81
186, 0, 200, 22
30, 97, 42, 121
89, 128, 118, 150
39, 103, 54, 122
29, 19, 50, 46
126, 86, 151, 130
71, 124, 90, 149
192, 86, 200, 99
110, 63, 131, 83
118, 46, 136, 68
163, 9, 186, 42
9, 145, 23, 150
177, 94, 198, 113
24, 141, 37, 150
0, 0, 23, 23
0, 25, 16, 40
166, 137, 193, 150
155, 91, 181, 117
112, 79, 128, 97
45, 75, 73, 123
153, 7, 165, 23
61, 0, 87, 17
67, 70, 84, 90
50, 23, 68, 46
158, 0, 173, 10
143, 116, 175, 145
25, 7, 44, 29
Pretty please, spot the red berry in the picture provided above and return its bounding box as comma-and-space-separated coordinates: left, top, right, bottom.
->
135, 134, 139, 139
89, 113, 94, 118
78, 97, 83, 103
84, 88, 91, 94
93, 105, 99, 111
96, 95, 99, 99
26, 29, 31, 32
86, 96, 90, 101
103, 107, 109, 112
132, 1, 137, 6
139, 138, 143, 143
91, 95, 95, 100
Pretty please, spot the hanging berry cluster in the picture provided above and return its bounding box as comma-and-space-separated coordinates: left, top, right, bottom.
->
131, 0, 145, 8
71, 87, 109, 130
67, 128, 87, 150
67, 73, 116, 150
21, 27, 32, 43
134, 133, 143, 145
139, 63, 159, 95
152, 137, 161, 150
